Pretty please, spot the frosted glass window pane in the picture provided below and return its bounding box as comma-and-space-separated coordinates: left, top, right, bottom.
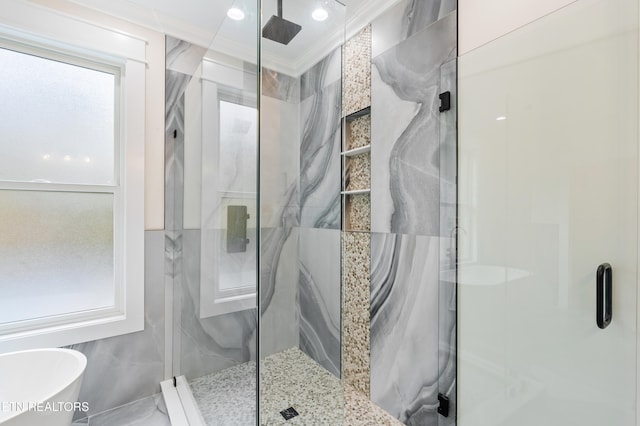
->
0, 47, 115, 185
0, 190, 114, 324
219, 100, 257, 193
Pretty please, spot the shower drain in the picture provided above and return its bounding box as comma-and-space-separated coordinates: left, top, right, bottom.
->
280, 407, 299, 420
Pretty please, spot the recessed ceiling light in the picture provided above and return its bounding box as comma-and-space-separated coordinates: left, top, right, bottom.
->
227, 7, 245, 21
312, 8, 328, 21
496, 116, 507, 121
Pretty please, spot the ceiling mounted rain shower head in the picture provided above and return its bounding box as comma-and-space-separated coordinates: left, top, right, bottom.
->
262, 0, 302, 45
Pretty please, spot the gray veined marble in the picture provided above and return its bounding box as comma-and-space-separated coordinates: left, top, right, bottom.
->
370, 233, 440, 425
299, 79, 342, 229
165, 45, 258, 381
260, 226, 300, 357
262, 67, 300, 103
300, 48, 341, 101
438, 57, 457, 426
372, 0, 457, 58
166, 36, 207, 76
69, 232, 165, 420
371, 11, 457, 237
259, 96, 300, 229
298, 228, 341, 377
178, 230, 257, 380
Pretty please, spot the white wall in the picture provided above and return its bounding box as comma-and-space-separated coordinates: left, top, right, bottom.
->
31, 0, 165, 231
459, 0, 577, 54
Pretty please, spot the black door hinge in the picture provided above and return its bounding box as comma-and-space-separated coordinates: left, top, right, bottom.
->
437, 393, 450, 417
439, 91, 451, 112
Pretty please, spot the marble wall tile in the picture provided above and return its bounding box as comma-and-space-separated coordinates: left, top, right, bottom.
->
439, 58, 457, 239
438, 237, 456, 426
166, 45, 259, 381
298, 228, 341, 377
370, 233, 440, 425
69, 231, 165, 419
299, 79, 342, 229
438, 58, 457, 426
371, 12, 457, 237
260, 96, 300, 229
343, 26, 372, 116
165, 69, 190, 233
300, 48, 342, 101
372, 0, 457, 58
342, 231, 371, 396
166, 36, 207, 76
178, 229, 257, 380
262, 68, 300, 103
260, 226, 300, 357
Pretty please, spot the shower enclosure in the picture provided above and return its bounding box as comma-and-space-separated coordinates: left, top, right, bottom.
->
164, 0, 457, 424
164, 0, 352, 422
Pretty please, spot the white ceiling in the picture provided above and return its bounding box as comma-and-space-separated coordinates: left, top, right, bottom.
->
66, 0, 400, 75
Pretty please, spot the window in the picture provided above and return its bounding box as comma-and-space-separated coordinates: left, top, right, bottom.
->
0, 7, 145, 351
196, 57, 258, 318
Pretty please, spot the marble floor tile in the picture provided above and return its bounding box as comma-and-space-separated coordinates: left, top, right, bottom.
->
188, 347, 400, 426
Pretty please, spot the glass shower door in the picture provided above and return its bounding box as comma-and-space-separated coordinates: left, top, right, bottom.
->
165, 1, 260, 423
458, 0, 638, 424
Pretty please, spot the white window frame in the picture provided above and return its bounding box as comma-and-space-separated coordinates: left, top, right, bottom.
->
0, 3, 145, 352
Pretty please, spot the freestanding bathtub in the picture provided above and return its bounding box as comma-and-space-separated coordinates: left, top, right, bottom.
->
0, 348, 87, 426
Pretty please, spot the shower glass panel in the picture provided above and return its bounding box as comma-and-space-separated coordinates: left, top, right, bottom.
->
166, 0, 260, 423
259, 0, 346, 423
458, 0, 638, 424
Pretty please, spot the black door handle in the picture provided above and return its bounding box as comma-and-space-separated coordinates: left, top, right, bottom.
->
596, 263, 612, 329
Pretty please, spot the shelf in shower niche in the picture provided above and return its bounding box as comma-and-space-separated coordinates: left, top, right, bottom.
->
341, 145, 371, 157
345, 106, 371, 121
341, 189, 370, 195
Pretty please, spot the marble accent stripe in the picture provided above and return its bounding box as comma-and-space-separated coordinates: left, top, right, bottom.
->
370, 233, 440, 425
299, 78, 342, 229
371, 12, 457, 237
343, 26, 372, 116
342, 231, 371, 395
298, 228, 341, 377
